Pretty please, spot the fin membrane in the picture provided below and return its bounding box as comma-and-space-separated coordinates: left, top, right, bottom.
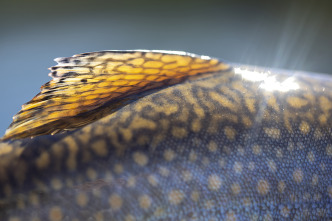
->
2, 50, 230, 140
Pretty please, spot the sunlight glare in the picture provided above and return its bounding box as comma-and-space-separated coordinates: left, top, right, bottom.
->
234, 67, 299, 92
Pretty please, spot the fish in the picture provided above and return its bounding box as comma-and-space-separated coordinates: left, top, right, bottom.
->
0, 50, 331, 220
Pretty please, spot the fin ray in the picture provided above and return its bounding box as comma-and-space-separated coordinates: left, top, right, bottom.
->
2, 50, 230, 140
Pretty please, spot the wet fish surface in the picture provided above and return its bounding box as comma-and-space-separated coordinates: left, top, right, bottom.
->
0, 50, 331, 220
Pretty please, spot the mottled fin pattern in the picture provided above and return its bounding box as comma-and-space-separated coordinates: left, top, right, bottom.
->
2, 50, 230, 140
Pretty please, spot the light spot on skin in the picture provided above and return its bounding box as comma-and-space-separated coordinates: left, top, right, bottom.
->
65, 137, 79, 171
314, 193, 322, 201
296, 141, 305, 150
51, 143, 65, 167
276, 148, 283, 158
168, 189, 185, 205
127, 176, 136, 187
204, 200, 214, 209
49, 206, 63, 221
248, 162, 255, 171
293, 168, 303, 183
0, 142, 14, 155
219, 157, 226, 168
29, 192, 39, 206
114, 164, 124, 174
242, 197, 251, 207
86, 168, 98, 180
319, 114, 327, 125
65, 178, 73, 188
287, 97, 308, 108
171, 126, 187, 139
267, 96, 279, 112
191, 119, 201, 132
125, 214, 136, 221
264, 127, 281, 139
130, 116, 157, 131
139, 195, 152, 209
109, 194, 123, 211
314, 128, 323, 139
208, 141, 218, 152
209, 91, 237, 111
224, 126, 236, 140
182, 170, 193, 182
328, 186, 332, 198
252, 145, 262, 155
244, 99, 256, 116
208, 174, 222, 191
35, 151, 50, 170
119, 128, 133, 143
153, 207, 165, 217
133, 152, 148, 166
312, 174, 319, 186
257, 180, 270, 195
307, 151, 315, 163
287, 142, 294, 152
223, 146, 231, 154
280, 206, 290, 217
268, 160, 277, 172
242, 116, 252, 128
147, 175, 158, 186
163, 149, 176, 161
299, 121, 310, 134
264, 213, 273, 221
303, 193, 310, 201
189, 150, 197, 162
226, 210, 236, 221
91, 140, 108, 157
202, 157, 210, 166
162, 103, 179, 115
192, 138, 202, 146
326, 144, 332, 156
89, 188, 100, 199
237, 147, 245, 155
233, 161, 243, 174
278, 180, 286, 193
104, 171, 114, 182
159, 167, 170, 177
319, 96, 332, 113
207, 115, 220, 134
51, 178, 63, 190
231, 183, 241, 195
16, 194, 25, 209
76, 193, 88, 207
191, 190, 200, 202
251, 214, 259, 220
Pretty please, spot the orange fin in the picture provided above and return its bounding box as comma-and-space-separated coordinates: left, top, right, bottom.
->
2, 50, 230, 140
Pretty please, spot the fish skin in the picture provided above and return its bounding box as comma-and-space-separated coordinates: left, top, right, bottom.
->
0, 51, 331, 220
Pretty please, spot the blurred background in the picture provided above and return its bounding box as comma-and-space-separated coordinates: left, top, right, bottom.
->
0, 0, 331, 135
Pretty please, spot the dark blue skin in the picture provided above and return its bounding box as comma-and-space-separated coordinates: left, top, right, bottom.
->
0, 65, 331, 220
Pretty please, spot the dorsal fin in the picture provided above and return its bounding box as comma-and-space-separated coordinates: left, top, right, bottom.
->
2, 50, 230, 141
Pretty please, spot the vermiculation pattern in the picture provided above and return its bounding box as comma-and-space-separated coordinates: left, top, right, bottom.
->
0, 50, 331, 220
